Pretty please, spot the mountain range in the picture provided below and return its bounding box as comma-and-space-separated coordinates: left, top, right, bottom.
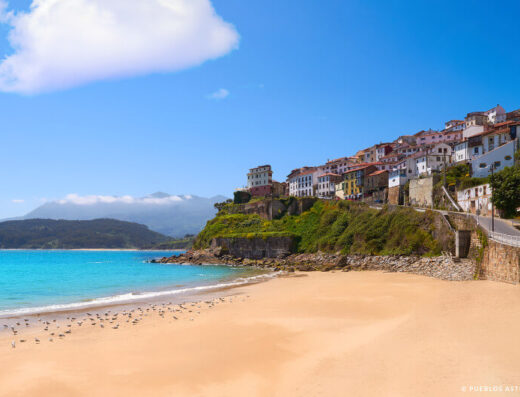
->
18, 193, 227, 238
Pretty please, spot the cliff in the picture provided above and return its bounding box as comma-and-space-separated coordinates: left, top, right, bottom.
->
194, 199, 454, 257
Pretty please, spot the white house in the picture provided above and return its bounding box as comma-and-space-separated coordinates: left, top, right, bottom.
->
453, 138, 484, 163
288, 167, 320, 197
395, 156, 418, 178
414, 150, 451, 176
484, 105, 506, 125
457, 183, 493, 216
470, 140, 517, 178
317, 173, 341, 199
463, 124, 485, 140
388, 169, 408, 188
481, 127, 511, 153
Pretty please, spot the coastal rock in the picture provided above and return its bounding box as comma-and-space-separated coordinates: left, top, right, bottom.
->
157, 250, 476, 281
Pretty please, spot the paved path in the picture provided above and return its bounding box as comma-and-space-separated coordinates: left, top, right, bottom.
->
474, 215, 520, 236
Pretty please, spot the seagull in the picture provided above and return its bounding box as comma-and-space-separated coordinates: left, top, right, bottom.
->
11, 341, 15, 348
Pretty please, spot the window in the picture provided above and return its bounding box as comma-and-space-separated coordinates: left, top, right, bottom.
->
505, 155, 512, 161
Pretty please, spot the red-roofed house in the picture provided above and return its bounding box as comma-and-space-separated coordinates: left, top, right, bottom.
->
287, 167, 318, 197
247, 165, 273, 196
366, 170, 388, 193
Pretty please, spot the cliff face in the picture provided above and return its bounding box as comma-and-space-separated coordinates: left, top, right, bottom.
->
210, 236, 296, 259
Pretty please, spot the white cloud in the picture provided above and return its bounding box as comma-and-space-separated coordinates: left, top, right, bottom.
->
0, 0, 239, 94
206, 88, 229, 100
11, 199, 24, 203
57, 193, 187, 205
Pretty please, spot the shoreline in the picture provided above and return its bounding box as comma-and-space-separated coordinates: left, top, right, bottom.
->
0, 269, 277, 320
1, 271, 520, 396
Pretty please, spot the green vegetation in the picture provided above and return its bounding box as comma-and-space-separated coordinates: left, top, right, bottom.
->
194, 200, 442, 256
0, 219, 170, 249
490, 164, 520, 218
438, 163, 489, 190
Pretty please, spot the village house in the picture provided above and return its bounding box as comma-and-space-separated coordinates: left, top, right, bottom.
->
366, 170, 388, 193
413, 147, 452, 176
457, 183, 493, 216
317, 173, 342, 199
395, 143, 420, 156
375, 143, 394, 161
470, 140, 517, 178
441, 128, 463, 143
394, 135, 417, 146
481, 121, 516, 153
388, 169, 408, 205
247, 165, 273, 196
395, 156, 418, 179
341, 165, 378, 200
415, 129, 445, 146
287, 167, 318, 197
453, 134, 484, 163
318, 156, 357, 175
444, 120, 465, 131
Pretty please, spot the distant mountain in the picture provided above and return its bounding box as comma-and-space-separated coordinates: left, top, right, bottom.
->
22, 193, 228, 238
0, 219, 170, 249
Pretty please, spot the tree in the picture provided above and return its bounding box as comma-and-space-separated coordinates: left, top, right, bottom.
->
490, 166, 520, 218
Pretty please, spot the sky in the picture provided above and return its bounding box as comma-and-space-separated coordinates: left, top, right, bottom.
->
0, 0, 519, 218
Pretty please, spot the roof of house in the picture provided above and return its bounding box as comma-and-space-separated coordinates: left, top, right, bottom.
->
368, 170, 388, 177
319, 173, 341, 178
411, 151, 427, 159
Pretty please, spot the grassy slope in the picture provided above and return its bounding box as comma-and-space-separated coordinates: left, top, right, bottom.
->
195, 201, 442, 256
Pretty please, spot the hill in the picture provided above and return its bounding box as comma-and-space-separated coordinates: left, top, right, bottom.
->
22, 193, 227, 237
0, 219, 170, 249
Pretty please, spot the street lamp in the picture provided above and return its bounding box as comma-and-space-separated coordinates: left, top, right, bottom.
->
490, 163, 495, 233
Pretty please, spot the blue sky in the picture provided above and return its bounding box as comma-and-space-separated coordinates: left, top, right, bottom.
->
0, 0, 519, 218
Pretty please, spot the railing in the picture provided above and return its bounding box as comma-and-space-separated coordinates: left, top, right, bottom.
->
488, 231, 520, 248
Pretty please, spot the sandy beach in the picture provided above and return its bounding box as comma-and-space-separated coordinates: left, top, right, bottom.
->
1, 271, 520, 396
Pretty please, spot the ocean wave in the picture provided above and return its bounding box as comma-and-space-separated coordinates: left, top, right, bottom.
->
0, 272, 279, 318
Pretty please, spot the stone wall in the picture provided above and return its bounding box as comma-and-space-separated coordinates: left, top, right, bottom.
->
480, 240, 520, 284
445, 213, 483, 260
388, 186, 401, 205
409, 175, 440, 208
210, 236, 296, 259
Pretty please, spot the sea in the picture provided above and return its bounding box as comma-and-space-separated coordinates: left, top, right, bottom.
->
0, 250, 270, 317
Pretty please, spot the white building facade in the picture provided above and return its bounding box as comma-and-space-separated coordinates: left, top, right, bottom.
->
470, 140, 517, 178
457, 184, 493, 216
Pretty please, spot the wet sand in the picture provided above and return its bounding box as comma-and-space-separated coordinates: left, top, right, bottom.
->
1, 271, 520, 396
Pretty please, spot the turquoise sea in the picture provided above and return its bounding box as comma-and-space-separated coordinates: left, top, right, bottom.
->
0, 250, 268, 317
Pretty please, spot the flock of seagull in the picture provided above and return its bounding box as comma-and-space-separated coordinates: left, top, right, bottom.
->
4, 295, 248, 349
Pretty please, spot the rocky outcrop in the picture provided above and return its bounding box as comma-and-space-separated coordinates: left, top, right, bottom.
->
154, 250, 475, 281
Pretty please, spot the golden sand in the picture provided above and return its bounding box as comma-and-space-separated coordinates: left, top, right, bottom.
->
1, 271, 520, 396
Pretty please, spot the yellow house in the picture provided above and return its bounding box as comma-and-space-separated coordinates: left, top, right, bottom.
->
343, 165, 378, 199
